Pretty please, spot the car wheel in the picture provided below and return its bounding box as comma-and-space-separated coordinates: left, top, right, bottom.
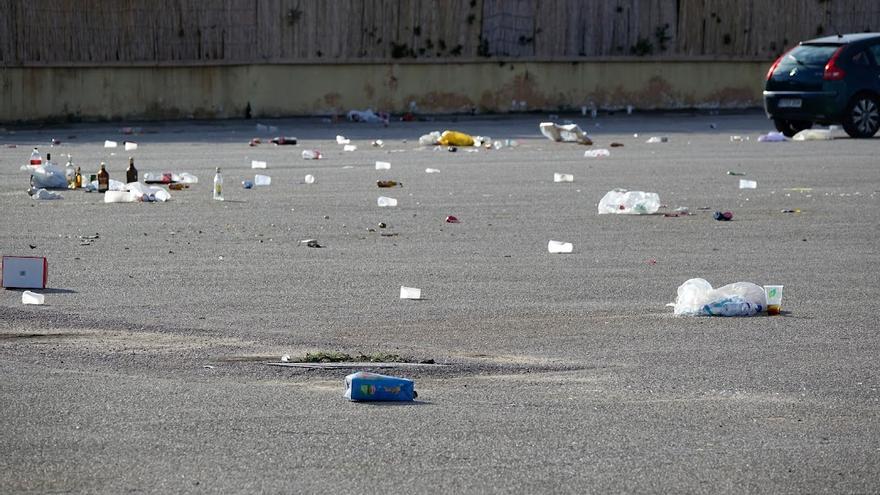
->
773, 119, 813, 138
842, 93, 880, 138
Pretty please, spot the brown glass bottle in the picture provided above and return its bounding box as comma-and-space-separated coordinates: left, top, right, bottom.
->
376, 180, 402, 188
74, 167, 82, 188
97, 162, 109, 193
126, 157, 138, 183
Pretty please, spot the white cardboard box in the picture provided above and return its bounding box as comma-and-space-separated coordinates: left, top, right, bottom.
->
2, 256, 48, 289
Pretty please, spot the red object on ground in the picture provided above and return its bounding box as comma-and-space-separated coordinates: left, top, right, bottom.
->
445, 215, 459, 223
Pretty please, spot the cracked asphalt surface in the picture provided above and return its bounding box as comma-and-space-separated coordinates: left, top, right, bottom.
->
1, 112, 878, 493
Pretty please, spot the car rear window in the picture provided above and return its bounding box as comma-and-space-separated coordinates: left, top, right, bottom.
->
779, 45, 840, 68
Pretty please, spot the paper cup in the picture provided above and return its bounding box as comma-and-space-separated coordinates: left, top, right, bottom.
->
400, 286, 421, 300
763, 285, 783, 315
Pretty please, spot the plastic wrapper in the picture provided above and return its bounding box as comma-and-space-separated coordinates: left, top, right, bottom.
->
344, 372, 416, 401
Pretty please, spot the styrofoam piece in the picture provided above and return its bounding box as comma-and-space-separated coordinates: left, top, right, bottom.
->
553, 173, 574, 182
21, 291, 44, 305
425, 168, 440, 174
336, 135, 350, 144
399, 286, 421, 299
343, 144, 357, 152
584, 148, 610, 158
377, 196, 398, 207
254, 174, 271, 186
548, 240, 573, 254
251, 160, 267, 169
375, 161, 391, 170
739, 179, 757, 189
104, 140, 117, 148
124, 142, 138, 151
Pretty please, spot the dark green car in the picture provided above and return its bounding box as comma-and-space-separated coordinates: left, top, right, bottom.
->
764, 33, 880, 138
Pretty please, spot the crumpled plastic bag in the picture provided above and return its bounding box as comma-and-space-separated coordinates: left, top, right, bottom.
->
127, 182, 171, 202
26, 164, 67, 189
597, 189, 660, 214
438, 130, 475, 147
31, 188, 63, 200
347, 109, 389, 124
792, 129, 832, 141
757, 131, 786, 142
88, 179, 127, 192
419, 131, 441, 146
673, 278, 767, 316
540, 122, 593, 145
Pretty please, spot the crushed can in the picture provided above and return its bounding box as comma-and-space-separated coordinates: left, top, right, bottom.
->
344, 372, 417, 402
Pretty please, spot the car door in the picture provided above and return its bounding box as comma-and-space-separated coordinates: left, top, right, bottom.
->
869, 43, 880, 91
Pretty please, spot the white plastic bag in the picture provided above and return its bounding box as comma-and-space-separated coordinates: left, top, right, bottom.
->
28, 164, 67, 189
539, 122, 592, 144
597, 189, 660, 214
792, 129, 832, 141
418, 131, 441, 146
673, 278, 767, 316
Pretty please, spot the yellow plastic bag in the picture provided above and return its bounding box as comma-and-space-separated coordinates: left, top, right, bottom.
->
438, 130, 475, 147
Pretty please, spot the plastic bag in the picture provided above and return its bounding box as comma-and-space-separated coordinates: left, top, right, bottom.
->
792, 129, 832, 141
673, 278, 766, 316
757, 131, 786, 142
438, 130, 475, 147
346, 109, 388, 124
31, 188, 63, 200
597, 189, 660, 214
539, 122, 592, 145
127, 182, 171, 202
418, 131, 441, 146
28, 164, 67, 189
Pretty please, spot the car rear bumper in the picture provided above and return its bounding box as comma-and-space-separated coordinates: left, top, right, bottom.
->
763, 90, 844, 122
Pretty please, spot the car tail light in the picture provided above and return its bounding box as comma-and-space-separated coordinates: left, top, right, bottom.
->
766, 48, 792, 80
823, 46, 846, 80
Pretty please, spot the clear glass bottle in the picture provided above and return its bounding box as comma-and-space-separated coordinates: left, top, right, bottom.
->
213, 167, 224, 201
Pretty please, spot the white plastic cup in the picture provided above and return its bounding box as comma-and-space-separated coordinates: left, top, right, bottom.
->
400, 286, 421, 299
377, 196, 397, 207
304, 174, 315, 184
251, 160, 267, 169
104, 191, 136, 203
104, 140, 117, 148
124, 142, 138, 151
254, 174, 271, 186
553, 173, 574, 183
763, 285, 784, 315
375, 161, 391, 170
22, 291, 44, 305
343, 144, 357, 152
547, 240, 573, 254
739, 179, 757, 189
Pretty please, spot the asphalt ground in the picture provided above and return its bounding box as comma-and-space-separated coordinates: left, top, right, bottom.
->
0, 112, 878, 493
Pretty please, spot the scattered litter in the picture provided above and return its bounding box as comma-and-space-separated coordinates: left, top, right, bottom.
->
399, 286, 421, 299
781, 209, 801, 214
103, 191, 136, 203
124, 141, 138, 151
598, 189, 660, 214
764, 285, 784, 315
343, 144, 357, 152
739, 179, 757, 189
301, 239, 322, 248
539, 122, 592, 144
281, 354, 290, 362
270, 136, 297, 145
547, 240, 573, 254
673, 278, 766, 316
251, 160, 267, 169
425, 168, 441, 174
664, 207, 691, 217
143, 172, 198, 184
203, 365, 215, 369
375, 161, 391, 170
377, 196, 398, 207
793, 129, 832, 141
21, 291, 45, 305
376, 180, 401, 188
727, 171, 746, 176
336, 135, 350, 145
439, 130, 474, 147
347, 109, 389, 124
302, 150, 322, 160
242, 180, 254, 189
553, 173, 574, 183
713, 211, 734, 221
104, 140, 117, 148
758, 131, 786, 142
610, 142, 625, 147
445, 215, 459, 223
584, 148, 610, 158
125, 182, 171, 202
254, 175, 271, 186
27, 163, 67, 189
447, 146, 457, 152
344, 372, 416, 401
304, 174, 316, 184
646, 136, 668, 144
31, 188, 63, 200
729, 135, 746, 142
372, 139, 384, 147
249, 138, 261, 146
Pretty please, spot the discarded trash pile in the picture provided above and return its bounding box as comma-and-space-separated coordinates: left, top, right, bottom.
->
671, 278, 782, 316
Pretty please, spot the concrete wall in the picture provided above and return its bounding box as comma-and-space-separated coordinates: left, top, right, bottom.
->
0, 61, 770, 122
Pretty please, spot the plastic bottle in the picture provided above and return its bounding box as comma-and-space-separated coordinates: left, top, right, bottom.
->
126, 156, 138, 183
301, 150, 322, 160
29, 147, 42, 166
65, 155, 75, 188
97, 162, 109, 193
213, 167, 224, 201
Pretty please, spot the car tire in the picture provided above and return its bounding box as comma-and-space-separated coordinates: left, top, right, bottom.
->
842, 93, 880, 138
773, 119, 812, 138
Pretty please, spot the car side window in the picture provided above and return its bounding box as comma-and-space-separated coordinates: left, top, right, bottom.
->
870, 44, 880, 66
851, 49, 871, 67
